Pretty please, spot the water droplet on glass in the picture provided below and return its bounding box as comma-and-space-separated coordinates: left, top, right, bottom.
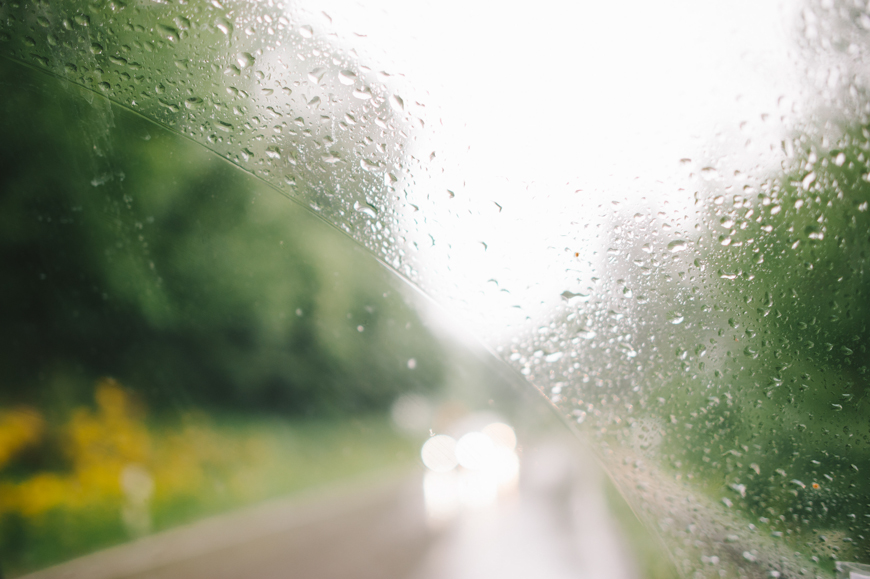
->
215, 18, 234, 36
338, 70, 356, 85
560, 290, 590, 302
236, 52, 255, 68
390, 95, 404, 111
353, 200, 378, 218
157, 24, 179, 42
667, 240, 688, 253
700, 167, 719, 180
308, 67, 326, 84
668, 312, 684, 325
265, 146, 281, 159
300, 25, 314, 38
360, 159, 380, 172
352, 87, 373, 100
184, 97, 203, 110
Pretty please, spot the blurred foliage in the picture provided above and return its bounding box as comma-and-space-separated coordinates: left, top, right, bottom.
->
0, 55, 446, 416
0, 48, 447, 575
650, 124, 870, 565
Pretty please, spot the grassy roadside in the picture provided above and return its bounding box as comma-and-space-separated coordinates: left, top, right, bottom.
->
0, 380, 418, 577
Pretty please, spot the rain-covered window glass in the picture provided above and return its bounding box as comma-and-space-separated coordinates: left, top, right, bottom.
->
2, 1, 870, 578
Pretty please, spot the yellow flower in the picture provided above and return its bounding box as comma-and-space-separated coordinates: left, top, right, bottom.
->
0, 407, 44, 470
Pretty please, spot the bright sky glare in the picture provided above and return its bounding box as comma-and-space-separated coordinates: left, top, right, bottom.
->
297, 0, 802, 341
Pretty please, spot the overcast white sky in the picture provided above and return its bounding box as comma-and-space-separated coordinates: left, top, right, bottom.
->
295, 0, 803, 341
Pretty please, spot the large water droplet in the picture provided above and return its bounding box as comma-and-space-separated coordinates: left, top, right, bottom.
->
544, 352, 564, 363
215, 18, 234, 36
265, 146, 281, 159
352, 87, 373, 100
560, 290, 590, 302
236, 52, 255, 68
667, 312, 685, 325
308, 67, 326, 84
157, 24, 179, 42
667, 240, 688, 253
353, 200, 378, 218
700, 167, 719, 180
338, 70, 356, 85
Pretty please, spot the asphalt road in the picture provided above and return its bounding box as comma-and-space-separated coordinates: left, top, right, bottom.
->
20, 443, 638, 579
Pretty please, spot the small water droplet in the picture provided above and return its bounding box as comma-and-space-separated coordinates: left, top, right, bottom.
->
300, 25, 314, 38
834, 151, 846, 166
390, 95, 404, 111
668, 312, 684, 325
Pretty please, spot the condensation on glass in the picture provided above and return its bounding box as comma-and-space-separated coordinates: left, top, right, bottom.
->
3, 0, 870, 577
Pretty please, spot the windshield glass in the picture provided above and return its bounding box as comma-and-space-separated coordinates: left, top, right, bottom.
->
2, 1, 870, 578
